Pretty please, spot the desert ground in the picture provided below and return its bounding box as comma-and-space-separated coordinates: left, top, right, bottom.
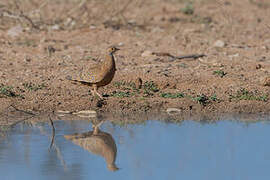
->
0, 0, 269, 125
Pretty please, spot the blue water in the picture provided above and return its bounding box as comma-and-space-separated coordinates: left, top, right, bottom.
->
1, 119, 270, 180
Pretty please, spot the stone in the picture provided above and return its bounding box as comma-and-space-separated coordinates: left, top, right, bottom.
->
73, 110, 97, 115
7, 25, 23, 38
50, 24, 60, 30
166, 108, 182, 115
263, 77, 270, 86
214, 40, 225, 48
73, 110, 97, 118
141, 50, 153, 57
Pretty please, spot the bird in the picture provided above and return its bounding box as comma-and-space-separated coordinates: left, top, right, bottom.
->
66, 46, 120, 99
64, 121, 119, 171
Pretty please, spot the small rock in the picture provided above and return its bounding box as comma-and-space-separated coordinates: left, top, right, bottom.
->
263, 77, 270, 86
56, 110, 72, 116
73, 110, 97, 118
50, 24, 60, 30
89, 25, 96, 29
64, 17, 73, 26
24, 56, 31, 62
128, 19, 136, 24
47, 45, 56, 57
214, 40, 225, 48
70, 20, 76, 27
73, 110, 97, 115
141, 50, 153, 57
228, 53, 239, 60
166, 108, 182, 115
256, 64, 262, 69
7, 25, 23, 38
151, 27, 164, 33
118, 42, 124, 46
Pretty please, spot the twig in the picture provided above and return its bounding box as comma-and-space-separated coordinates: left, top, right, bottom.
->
174, 54, 206, 60
152, 52, 206, 60
10, 104, 36, 116
9, 115, 35, 128
106, 0, 132, 24
27, 115, 68, 171
112, 0, 132, 17
0, 9, 39, 30
48, 114, 55, 149
67, 0, 87, 16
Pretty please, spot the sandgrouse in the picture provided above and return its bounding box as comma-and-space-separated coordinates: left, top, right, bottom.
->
66, 46, 119, 99
64, 121, 119, 171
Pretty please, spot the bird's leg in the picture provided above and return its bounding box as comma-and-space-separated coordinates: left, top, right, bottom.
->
96, 120, 104, 128
90, 89, 95, 97
93, 125, 100, 135
93, 84, 103, 99
92, 120, 104, 135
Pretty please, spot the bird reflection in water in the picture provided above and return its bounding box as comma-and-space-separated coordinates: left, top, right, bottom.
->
64, 121, 119, 171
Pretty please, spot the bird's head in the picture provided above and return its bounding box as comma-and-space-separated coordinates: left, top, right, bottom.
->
107, 46, 120, 54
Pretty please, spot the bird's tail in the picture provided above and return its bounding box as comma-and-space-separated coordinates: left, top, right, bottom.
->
66, 75, 91, 85
65, 75, 81, 83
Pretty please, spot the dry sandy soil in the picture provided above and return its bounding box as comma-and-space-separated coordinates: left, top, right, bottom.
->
0, 0, 270, 125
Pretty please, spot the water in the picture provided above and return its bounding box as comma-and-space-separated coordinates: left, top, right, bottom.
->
1, 118, 270, 180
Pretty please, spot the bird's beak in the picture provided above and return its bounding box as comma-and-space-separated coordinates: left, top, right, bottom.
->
115, 47, 120, 51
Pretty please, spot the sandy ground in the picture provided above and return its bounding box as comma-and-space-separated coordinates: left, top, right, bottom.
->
0, 0, 270, 125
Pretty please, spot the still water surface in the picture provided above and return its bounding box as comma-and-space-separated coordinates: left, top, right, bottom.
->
1, 118, 270, 180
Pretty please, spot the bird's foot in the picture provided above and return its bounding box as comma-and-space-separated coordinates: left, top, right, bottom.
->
95, 92, 104, 100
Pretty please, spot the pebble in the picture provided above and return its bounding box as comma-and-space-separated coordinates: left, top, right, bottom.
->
228, 53, 239, 59
57, 110, 97, 118
56, 110, 72, 116
118, 42, 124, 46
214, 40, 225, 48
7, 25, 23, 38
263, 77, 270, 86
73, 110, 97, 115
166, 108, 182, 115
50, 24, 60, 30
255, 64, 262, 69
141, 50, 153, 57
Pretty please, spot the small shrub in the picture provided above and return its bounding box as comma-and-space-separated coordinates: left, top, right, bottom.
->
213, 70, 227, 78
143, 81, 159, 96
181, 2, 194, 15
23, 82, 46, 91
0, 85, 16, 97
210, 94, 218, 101
192, 94, 209, 105
111, 91, 133, 98
230, 88, 268, 102
161, 92, 184, 99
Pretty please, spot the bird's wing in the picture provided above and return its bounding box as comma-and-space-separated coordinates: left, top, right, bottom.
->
66, 61, 105, 83
79, 64, 104, 83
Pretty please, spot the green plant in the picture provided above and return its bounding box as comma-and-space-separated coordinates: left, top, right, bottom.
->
210, 94, 218, 101
23, 82, 46, 91
161, 92, 184, 99
143, 81, 159, 96
230, 88, 268, 102
181, 1, 194, 15
0, 85, 16, 97
213, 70, 227, 78
113, 81, 136, 90
192, 94, 209, 105
111, 91, 133, 98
